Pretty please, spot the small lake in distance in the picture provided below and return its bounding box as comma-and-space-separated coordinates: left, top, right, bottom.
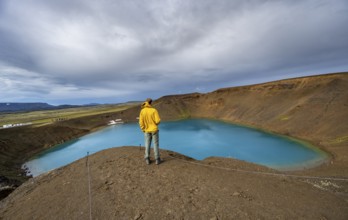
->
24, 119, 328, 176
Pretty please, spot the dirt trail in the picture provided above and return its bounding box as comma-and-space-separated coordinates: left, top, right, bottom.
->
1, 147, 347, 219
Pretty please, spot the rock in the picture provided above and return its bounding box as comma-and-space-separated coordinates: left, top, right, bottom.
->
134, 213, 142, 220
232, 192, 240, 197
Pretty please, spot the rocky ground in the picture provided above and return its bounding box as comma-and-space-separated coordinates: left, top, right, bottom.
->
1, 147, 347, 219
0, 73, 347, 219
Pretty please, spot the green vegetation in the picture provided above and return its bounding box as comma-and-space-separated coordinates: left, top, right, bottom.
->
279, 115, 290, 121
329, 135, 348, 144
0, 103, 139, 127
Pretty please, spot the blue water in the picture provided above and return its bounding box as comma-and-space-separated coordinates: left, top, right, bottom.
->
24, 119, 328, 176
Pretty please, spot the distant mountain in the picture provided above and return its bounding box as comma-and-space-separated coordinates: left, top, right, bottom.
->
0, 103, 54, 112
0, 102, 141, 113
0, 103, 81, 113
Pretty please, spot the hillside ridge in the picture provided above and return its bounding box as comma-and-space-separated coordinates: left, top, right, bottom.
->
0, 72, 347, 201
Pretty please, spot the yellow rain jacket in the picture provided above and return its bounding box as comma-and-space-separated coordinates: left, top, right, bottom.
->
139, 102, 161, 133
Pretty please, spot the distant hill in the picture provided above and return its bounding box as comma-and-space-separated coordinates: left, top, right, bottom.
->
0, 101, 143, 113
0, 103, 53, 112
0, 103, 80, 113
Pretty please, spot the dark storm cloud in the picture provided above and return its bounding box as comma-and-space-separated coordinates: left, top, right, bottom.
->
0, 0, 347, 104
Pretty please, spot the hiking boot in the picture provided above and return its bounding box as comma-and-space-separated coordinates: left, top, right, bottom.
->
145, 158, 150, 165
155, 158, 161, 165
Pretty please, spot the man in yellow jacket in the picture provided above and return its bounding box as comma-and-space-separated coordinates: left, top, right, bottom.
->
139, 98, 161, 165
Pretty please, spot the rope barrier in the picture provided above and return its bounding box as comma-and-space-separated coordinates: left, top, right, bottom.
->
167, 155, 348, 182
86, 152, 92, 220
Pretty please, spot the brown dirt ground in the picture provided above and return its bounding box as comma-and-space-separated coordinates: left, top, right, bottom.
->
1, 73, 348, 219
1, 147, 347, 220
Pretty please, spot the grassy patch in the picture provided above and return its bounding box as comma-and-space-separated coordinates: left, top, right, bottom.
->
0, 104, 138, 127
329, 135, 348, 144
279, 115, 290, 121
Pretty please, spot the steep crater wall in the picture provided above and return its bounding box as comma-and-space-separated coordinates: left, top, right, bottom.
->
0, 72, 347, 199
153, 73, 348, 173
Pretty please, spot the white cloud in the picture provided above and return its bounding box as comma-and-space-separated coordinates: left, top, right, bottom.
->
0, 0, 347, 104
0, 64, 132, 103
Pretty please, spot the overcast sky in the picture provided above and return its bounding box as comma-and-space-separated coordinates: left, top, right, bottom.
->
0, 0, 347, 105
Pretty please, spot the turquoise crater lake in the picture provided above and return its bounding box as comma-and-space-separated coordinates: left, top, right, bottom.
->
24, 119, 328, 176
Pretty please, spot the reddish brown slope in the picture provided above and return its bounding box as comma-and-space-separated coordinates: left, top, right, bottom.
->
152, 72, 348, 175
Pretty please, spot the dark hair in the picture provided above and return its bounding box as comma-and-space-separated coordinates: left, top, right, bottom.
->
146, 98, 152, 104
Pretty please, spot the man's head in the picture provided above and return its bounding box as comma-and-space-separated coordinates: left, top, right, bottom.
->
146, 98, 152, 104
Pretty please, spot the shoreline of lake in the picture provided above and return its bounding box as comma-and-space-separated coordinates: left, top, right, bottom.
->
23, 118, 330, 177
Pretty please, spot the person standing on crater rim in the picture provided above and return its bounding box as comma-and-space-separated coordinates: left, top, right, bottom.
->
139, 98, 161, 165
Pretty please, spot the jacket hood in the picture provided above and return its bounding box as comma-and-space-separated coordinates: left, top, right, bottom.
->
141, 101, 152, 108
